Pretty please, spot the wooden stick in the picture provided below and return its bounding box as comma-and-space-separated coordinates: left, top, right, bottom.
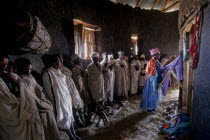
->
171, 70, 184, 89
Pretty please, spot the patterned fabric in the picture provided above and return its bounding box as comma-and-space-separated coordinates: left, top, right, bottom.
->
145, 58, 156, 76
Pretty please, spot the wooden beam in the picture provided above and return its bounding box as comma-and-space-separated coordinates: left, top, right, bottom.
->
160, 0, 169, 11
115, 0, 120, 4
151, 0, 161, 10
135, 0, 143, 8
162, 2, 180, 13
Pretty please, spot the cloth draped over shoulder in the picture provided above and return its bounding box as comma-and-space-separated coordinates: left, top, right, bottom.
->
60, 66, 84, 109
42, 67, 73, 130
20, 74, 60, 140
0, 75, 44, 140
87, 62, 105, 102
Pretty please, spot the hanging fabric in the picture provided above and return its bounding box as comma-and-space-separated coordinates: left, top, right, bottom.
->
189, 11, 203, 69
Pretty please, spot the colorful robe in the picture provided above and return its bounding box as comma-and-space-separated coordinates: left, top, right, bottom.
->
140, 58, 164, 110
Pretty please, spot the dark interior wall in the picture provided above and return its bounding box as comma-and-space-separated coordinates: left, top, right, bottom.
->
0, 0, 74, 73
179, 0, 210, 139
0, 0, 179, 74
72, 0, 179, 58
192, 5, 210, 138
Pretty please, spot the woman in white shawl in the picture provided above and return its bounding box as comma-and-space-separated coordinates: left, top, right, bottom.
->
16, 58, 60, 140
0, 56, 44, 140
42, 55, 81, 140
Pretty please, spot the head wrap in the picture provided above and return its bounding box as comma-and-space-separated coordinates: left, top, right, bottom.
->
150, 48, 160, 55
71, 54, 79, 61
140, 54, 145, 58
90, 52, 99, 58
118, 51, 124, 55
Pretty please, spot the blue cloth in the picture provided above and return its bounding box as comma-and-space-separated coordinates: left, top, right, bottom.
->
163, 55, 183, 96
140, 76, 158, 110
156, 61, 164, 85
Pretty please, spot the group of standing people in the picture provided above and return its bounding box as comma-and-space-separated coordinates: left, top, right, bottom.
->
0, 51, 147, 140
0, 48, 174, 140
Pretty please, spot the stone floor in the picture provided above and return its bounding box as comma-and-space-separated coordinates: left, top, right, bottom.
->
76, 89, 179, 140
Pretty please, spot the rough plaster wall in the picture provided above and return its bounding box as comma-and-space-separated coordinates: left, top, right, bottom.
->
191, 4, 210, 139
72, 0, 179, 59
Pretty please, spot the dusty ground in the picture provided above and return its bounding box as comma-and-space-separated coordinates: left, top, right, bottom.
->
76, 89, 179, 140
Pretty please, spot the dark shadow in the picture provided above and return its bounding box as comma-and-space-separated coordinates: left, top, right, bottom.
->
78, 112, 150, 140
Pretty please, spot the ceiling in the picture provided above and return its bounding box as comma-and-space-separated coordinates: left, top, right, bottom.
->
110, 0, 180, 13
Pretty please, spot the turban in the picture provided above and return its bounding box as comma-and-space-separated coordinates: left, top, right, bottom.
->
140, 54, 145, 58
71, 54, 79, 61
150, 48, 160, 55
90, 52, 99, 58
118, 51, 124, 55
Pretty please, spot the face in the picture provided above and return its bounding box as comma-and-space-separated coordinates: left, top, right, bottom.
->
53, 58, 62, 69
134, 55, 138, 60
74, 57, 81, 64
0, 58, 9, 72
24, 64, 32, 75
118, 54, 124, 59
124, 56, 128, 61
154, 53, 160, 59
92, 57, 99, 63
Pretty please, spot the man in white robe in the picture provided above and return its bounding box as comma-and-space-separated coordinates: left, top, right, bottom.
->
0, 55, 44, 140
115, 51, 129, 99
139, 54, 148, 90
130, 55, 141, 95
107, 54, 116, 102
16, 58, 60, 140
59, 55, 86, 128
100, 52, 111, 103
71, 54, 90, 116
42, 55, 81, 140
87, 52, 105, 112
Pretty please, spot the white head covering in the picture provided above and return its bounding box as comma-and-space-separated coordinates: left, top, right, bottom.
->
90, 52, 99, 58
118, 51, 124, 55
140, 54, 145, 58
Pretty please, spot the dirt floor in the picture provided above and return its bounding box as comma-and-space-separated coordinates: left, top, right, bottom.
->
76, 89, 179, 140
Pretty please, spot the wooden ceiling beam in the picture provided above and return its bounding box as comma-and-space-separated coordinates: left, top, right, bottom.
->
162, 1, 180, 13
151, 0, 161, 10
135, 0, 143, 8
160, 0, 169, 11
115, 0, 120, 4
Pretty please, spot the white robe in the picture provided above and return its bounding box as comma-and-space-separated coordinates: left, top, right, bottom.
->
42, 67, 73, 130
139, 60, 148, 87
60, 66, 84, 109
130, 60, 141, 94
108, 66, 115, 101
87, 62, 105, 102
0, 74, 44, 140
115, 59, 129, 98
100, 59, 111, 99
21, 74, 60, 140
